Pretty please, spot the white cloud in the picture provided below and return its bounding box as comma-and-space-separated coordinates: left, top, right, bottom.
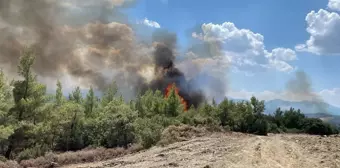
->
139, 18, 161, 28
267, 59, 295, 72
267, 48, 297, 61
328, 0, 340, 11
228, 88, 340, 108
296, 9, 340, 55
319, 88, 340, 107
199, 22, 265, 54
192, 22, 297, 74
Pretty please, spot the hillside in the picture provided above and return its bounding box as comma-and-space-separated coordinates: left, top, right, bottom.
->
264, 99, 340, 116
264, 99, 340, 126
230, 98, 340, 125
230, 98, 340, 116
64, 132, 340, 168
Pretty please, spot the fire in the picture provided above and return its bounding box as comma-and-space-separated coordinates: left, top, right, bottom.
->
165, 83, 188, 111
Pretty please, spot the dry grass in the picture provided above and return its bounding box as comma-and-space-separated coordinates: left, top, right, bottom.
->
19, 144, 142, 168
4, 125, 219, 168
157, 124, 211, 146
0, 160, 20, 168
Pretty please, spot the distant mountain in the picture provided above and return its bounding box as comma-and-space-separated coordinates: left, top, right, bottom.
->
227, 98, 340, 126
264, 99, 340, 116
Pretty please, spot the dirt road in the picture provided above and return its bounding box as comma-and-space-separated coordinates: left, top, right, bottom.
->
64, 132, 340, 168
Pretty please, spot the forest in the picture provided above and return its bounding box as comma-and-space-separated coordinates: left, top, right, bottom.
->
0, 48, 339, 166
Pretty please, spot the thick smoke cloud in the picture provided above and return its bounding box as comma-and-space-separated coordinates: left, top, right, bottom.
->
0, 0, 229, 107
0, 0, 150, 90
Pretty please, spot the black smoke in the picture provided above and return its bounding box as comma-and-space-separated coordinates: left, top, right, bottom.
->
142, 41, 205, 108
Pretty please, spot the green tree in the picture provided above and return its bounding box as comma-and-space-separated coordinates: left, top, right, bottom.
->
84, 86, 97, 117
101, 81, 118, 107
94, 99, 137, 148
135, 89, 167, 118
217, 98, 231, 127
54, 100, 85, 151
5, 48, 48, 158
55, 80, 64, 106
212, 98, 217, 107
250, 96, 265, 116
273, 108, 284, 128
70, 86, 82, 104
249, 96, 268, 135
283, 107, 305, 129
230, 101, 254, 132
0, 70, 15, 155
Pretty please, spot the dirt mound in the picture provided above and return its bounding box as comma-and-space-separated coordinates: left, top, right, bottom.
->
158, 125, 209, 146
64, 133, 340, 168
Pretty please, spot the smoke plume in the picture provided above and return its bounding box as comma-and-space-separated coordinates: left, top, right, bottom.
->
0, 0, 229, 107
286, 70, 328, 113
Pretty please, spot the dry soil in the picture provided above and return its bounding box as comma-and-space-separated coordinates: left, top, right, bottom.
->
63, 132, 340, 168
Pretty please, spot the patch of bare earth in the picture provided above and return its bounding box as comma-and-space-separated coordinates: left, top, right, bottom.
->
64, 133, 340, 168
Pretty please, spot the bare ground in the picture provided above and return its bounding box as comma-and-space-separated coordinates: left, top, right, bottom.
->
63, 133, 340, 168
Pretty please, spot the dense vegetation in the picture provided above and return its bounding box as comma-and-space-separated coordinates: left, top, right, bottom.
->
0, 48, 338, 162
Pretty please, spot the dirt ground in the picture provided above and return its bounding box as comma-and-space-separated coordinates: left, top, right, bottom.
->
63, 132, 340, 168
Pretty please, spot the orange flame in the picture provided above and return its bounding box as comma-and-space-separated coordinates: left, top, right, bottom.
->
165, 83, 188, 111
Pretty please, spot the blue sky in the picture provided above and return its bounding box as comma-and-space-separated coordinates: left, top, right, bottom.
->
121, 0, 340, 107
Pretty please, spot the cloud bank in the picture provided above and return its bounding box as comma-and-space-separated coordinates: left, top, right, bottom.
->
191, 22, 297, 75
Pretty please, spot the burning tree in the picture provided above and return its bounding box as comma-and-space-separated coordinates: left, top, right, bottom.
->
165, 83, 187, 112
164, 83, 187, 116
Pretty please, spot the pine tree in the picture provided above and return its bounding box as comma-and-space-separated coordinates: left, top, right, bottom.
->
101, 81, 118, 107
5, 48, 47, 158
55, 80, 64, 106
250, 96, 265, 116
212, 98, 217, 107
71, 86, 82, 104
84, 86, 96, 117
0, 70, 15, 142
218, 98, 230, 126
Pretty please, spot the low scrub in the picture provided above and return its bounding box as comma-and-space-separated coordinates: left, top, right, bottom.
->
0, 161, 20, 168
19, 144, 142, 168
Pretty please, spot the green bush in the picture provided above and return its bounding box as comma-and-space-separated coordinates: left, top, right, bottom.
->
98, 103, 137, 148
16, 145, 50, 161
251, 117, 269, 136
267, 122, 280, 133
303, 118, 338, 135
133, 117, 164, 148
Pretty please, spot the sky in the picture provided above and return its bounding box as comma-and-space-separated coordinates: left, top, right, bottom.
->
119, 0, 340, 107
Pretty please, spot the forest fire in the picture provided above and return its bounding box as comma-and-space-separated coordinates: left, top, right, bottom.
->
165, 83, 188, 111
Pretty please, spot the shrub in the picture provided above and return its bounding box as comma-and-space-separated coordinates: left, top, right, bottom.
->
133, 117, 164, 148
94, 102, 138, 148
267, 122, 279, 133
19, 145, 142, 168
16, 145, 51, 161
303, 118, 338, 135
0, 156, 6, 162
251, 117, 269, 136
0, 160, 20, 168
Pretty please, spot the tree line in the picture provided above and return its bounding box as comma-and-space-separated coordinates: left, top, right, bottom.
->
0, 48, 338, 161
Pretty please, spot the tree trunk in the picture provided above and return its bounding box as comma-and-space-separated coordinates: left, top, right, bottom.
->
5, 141, 13, 159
